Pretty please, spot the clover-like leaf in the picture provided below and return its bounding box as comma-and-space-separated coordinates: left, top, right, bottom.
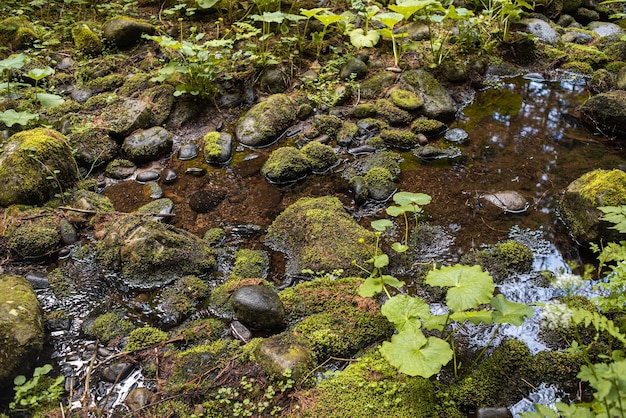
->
381, 294, 430, 332
391, 242, 409, 253
490, 294, 534, 326
349, 28, 380, 48
380, 329, 453, 377
393, 191, 432, 207
425, 265, 495, 312
371, 218, 393, 231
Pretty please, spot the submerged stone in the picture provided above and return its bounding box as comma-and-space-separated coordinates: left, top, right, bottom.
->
480, 190, 529, 213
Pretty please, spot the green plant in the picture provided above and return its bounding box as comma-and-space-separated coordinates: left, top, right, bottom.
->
385, 191, 432, 259
10, 364, 65, 413
373, 12, 406, 68
301, 8, 346, 58
345, 0, 381, 49
480, 0, 532, 41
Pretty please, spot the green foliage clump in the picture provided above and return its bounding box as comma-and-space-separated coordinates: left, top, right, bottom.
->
86, 312, 134, 343
125, 326, 168, 351
10, 364, 64, 415
231, 248, 270, 279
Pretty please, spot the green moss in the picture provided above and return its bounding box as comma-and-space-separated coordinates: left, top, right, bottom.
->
312, 114, 344, 137
296, 349, 456, 417
410, 118, 447, 137
365, 166, 394, 189
119, 72, 153, 97
337, 121, 358, 145
47, 268, 74, 298
361, 151, 402, 180
290, 307, 394, 361
203, 227, 225, 246
348, 103, 377, 118
231, 249, 270, 279
159, 275, 210, 317
575, 169, 626, 206
71, 23, 102, 56
261, 146, 311, 183
84, 74, 126, 94
203, 131, 222, 159
172, 318, 225, 345
125, 326, 168, 351
563, 44, 608, 69
235, 93, 296, 147
0, 17, 37, 49
562, 61, 594, 75
86, 312, 134, 343
380, 129, 420, 149
300, 141, 338, 172
462, 240, 533, 282
83, 93, 118, 110
208, 278, 273, 316
390, 89, 423, 110
375, 99, 414, 126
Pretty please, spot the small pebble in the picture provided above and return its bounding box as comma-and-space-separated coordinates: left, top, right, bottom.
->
163, 169, 177, 184
185, 167, 206, 177
136, 170, 160, 183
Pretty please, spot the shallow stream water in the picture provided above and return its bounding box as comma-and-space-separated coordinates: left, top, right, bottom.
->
29, 71, 626, 416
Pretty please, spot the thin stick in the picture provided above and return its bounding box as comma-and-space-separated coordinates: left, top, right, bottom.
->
59, 206, 176, 218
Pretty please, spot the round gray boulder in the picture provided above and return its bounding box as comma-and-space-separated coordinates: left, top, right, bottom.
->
231, 285, 285, 330
122, 126, 173, 163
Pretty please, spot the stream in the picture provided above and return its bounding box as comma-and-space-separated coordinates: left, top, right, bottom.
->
20, 70, 626, 416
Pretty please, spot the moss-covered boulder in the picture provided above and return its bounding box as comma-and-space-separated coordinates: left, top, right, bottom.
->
72, 23, 103, 56
101, 98, 152, 137
365, 167, 396, 201
102, 16, 154, 48
264, 196, 376, 276
253, 333, 315, 382
203, 131, 233, 165
235, 94, 296, 147
375, 99, 414, 126
380, 129, 420, 149
96, 215, 216, 289
153, 275, 209, 327
462, 240, 534, 282
300, 141, 338, 173
0, 274, 44, 389
390, 88, 424, 110
0, 128, 78, 207
559, 169, 626, 243
4, 208, 61, 258
400, 69, 457, 121
581, 90, 626, 136
292, 349, 454, 417
0, 17, 37, 50
261, 146, 311, 184
360, 70, 398, 99
69, 127, 118, 169
121, 126, 173, 163
231, 248, 270, 280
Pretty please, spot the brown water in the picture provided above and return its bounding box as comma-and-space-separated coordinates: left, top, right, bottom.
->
104, 72, 626, 273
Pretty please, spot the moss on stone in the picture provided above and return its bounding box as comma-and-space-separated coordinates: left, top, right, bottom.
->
171, 318, 225, 345
410, 118, 447, 137
85, 74, 126, 94
71, 23, 102, 56
294, 349, 456, 417
261, 146, 311, 184
390, 89, 423, 110
0, 17, 37, 49
231, 249, 270, 279
208, 278, 273, 318
463, 240, 534, 281
203, 227, 225, 246
300, 141, 338, 172
337, 121, 358, 145
347, 103, 377, 119
86, 312, 134, 343
375, 99, 414, 126
83, 93, 118, 111
575, 169, 626, 206
4, 209, 60, 258
562, 61, 594, 75
119, 72, 154, 97
125, 325, 168, 351
203, 131, 222, 159
361, 151, 403, 180
312, 114, 344, 137
365, 167, 395, 200
380, 129, 420, 149
158, 275, 210, 318
235, 93, 296, 147
564, 44, 608, 69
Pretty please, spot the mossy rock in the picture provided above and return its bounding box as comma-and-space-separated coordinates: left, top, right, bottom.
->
154, 275, 210, 326
581, 90, 626, 136
312, 114, 344, 137
563, 43, 608, 70
68, 127, 118, 169
410, 118, 447, 137
0, 16, 37, 50
289, 306, 394, 361
462, 240, 534, 282
559, 169, 626, 242
171, 318, 226, 346
337, 121, 359, 146
83, 312, 134, 343
380, 129, 420, 149
360, 70, 398, 99
261, 146, 311, 184
101, 98, 152, 137
102, 16, 155, 48
365, 167, 396, 201
0, 274, 44, 389
72, 23, 102, 56
203, 131, 233, 165
293, 348, 457, 417
400, 69, 457, 121
264, 196, 376, 276
207, 278, 274, 319
235, 94, 296, 147
360, 151, 403, 180
375, 99, 414, 126
85, 74, 126, 94
67, 189, 115, 224
0, 128, 78, 206
253, 333, 315, 382
231, 248, 270, 280
96, 214, 216, 289
390, 88, 423, 110
121, 126, 173, 163
347, 103, 377, 118
125, 325, 168, 351
300, 141, 338, 173
4, 208, 60, 258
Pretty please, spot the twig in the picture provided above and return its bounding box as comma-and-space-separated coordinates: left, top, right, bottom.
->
59, 206, 176, 218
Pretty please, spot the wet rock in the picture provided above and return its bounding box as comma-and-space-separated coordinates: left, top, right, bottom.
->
166, 96, 202, 129
25, 271, 49, 289
380, 129, 420, 149
231, 248, 270, 280
375, 99, 414, 126
5, 209, 60, 259
46, 310, 71, 331
203, 131, 233, 165
101, 363, 134, 383
103, 16, 154, 48
444, 127, 469, 144
154, 275, 209, 327
69, 127, 117, 169
575, 8, 599, 24
231, 285, 285, 330
265, 196, 376, 276
235, 94, 296, 147
136, 198, 174, 221
340, 57, 368, 80
254, 333, 315, 381
411, 118, 448, 137
440, 60, 468, 82
189, 187, 226, 213
163, 169, 177, 184
0, 128, 78, 206
522, 18, 559, 44
136, 170, 160, 183
480, 190, 529, 213
125, 388, 154, 411
102, 98, 152, 137
588, 21, 623, 37
0, 274, 44, 389
60, 219, 79, 245
96, 215, 216, 289
559, 169, 626, 243
259, 67, 288, 93
261, 146, 311, 184
67, 189, 115, 224
400, 69, 457, 121
414, 145, 462, 162
365, 167, 396, 201
185, 167, 205, 177
122, 126, 173, 163
230, 320, 252, 343
178, 143, 199, 160
476, 407, 513, 418
143, 84, 176, 126
70, 88, 92, 103
105, 159, 137, 179
581, 90, 626, 135
350, 175, 369, 204
301, 141, 338, 173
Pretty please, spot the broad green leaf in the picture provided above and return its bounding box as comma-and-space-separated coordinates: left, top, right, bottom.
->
300, 7, 329, 18
197, 0, 218, 8
421, 313, 447, 331
349, 28, 380, 48
391, 242, 409, 253
371, 218, 393, 231
374, 12, 404, 29
451, 309, 493, 325
358, 275, 384, 297
0, 53, 29, 71
35, 93, 65, 108
373, 254, 389, 268
555, 402, 594, 418
26, 66, 54, 81
381, 274, 405, 289
389, 3, 426, 20
490, 294, 534, 326
13, 375, 26, 386
380, 329, 453, 377
0, 109, 38, 127
313, 13, 345, 27
425, 265, 495, 312
381, 294, 430, 332
519, 404, 560, 418
386, 205, 405, 217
